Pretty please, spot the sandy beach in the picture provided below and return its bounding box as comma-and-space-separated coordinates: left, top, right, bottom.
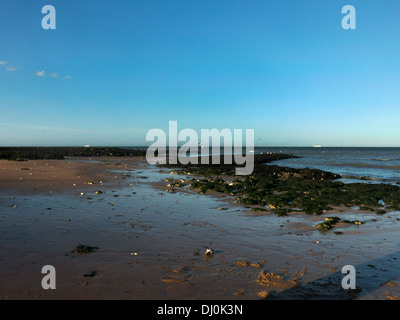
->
1, 157, 400, 300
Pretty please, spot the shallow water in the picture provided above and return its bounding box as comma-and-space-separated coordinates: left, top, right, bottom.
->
254, 147, 400, 184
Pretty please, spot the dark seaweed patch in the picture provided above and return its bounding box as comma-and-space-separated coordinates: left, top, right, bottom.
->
73, 244, 99, 254
317, 217, 363, 232
164, 154, 400, 217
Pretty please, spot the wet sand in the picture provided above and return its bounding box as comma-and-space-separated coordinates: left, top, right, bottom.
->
1, 157, 400, 300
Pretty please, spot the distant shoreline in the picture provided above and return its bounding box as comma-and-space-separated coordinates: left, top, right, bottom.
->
0, 147, 148, 161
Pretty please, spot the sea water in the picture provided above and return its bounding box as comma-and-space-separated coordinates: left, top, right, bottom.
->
124, 146, 400, 185
255, 147, 400, 185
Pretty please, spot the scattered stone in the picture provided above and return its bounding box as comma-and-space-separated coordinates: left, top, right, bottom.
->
384, 281, 398, 287
235, 260, 250, 267
256, 270, 298, 289
296, 268, 307, 277
257, 290, 271, 299
233, 290, 246, 296
385, 292, 400, 300
250, 262, 263, 268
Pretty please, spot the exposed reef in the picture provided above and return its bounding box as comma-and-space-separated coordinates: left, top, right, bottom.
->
161, 153, 400, 217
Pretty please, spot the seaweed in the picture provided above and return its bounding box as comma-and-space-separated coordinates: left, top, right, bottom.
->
73, 244, 99, 254
317, 216, 341, 231
159, 153, 400, 219
317, 217, 363, 231
184, 166, 400, 217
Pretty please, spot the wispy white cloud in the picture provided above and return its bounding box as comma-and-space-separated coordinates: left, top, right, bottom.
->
1, 62, 71, 79
36, 71, 72, 79
5, 66, 19, 71
1, 60, 20, 71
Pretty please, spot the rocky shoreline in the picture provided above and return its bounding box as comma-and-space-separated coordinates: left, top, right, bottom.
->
160, 153, 400, 220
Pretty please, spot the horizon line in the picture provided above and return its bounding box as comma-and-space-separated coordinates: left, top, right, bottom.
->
1, 145, 400, 148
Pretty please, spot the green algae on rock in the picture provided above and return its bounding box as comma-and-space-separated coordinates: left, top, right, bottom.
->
73, 244, 99, 254
317, 217, 363, 232
161, 154, 400, 217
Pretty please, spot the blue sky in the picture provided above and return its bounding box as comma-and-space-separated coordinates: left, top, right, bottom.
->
0, 0, 399, 146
